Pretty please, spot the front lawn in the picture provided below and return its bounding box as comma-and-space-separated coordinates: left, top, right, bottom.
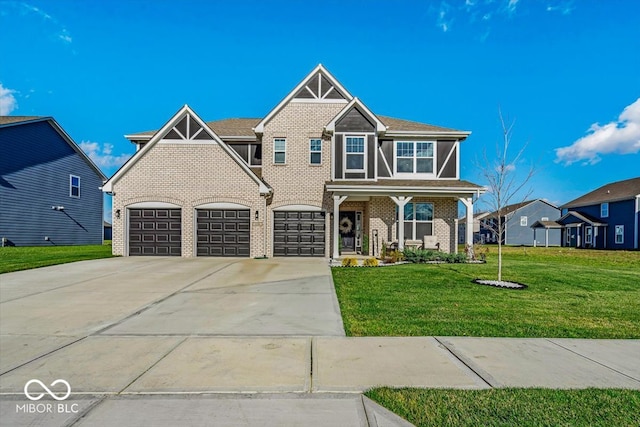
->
0, 244, 114, 274
366, 387, 640, 427
332, 247, 640, 338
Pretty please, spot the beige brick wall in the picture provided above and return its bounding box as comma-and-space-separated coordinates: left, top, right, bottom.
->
111, 142, 264, 257
261, 102, 346, 257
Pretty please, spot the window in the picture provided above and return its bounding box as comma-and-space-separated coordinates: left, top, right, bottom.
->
566, 228, 572, 244
585, 226, 592, 244
230, 144, 262, 166
615, 225, 624, 244
601, 203, 609, 218
395, 141, 434, 174
310, 139, 322, 165
398, 202, 434, 240
70, 175, 80, 198
274, 138, 286, 164
345, 136, 365, 171
541, 217, 549, 221
520, 216, 528, 226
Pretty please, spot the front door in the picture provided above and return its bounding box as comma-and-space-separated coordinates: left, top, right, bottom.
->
339, 211, 356, 252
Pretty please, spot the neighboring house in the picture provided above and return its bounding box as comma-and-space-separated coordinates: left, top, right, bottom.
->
479, 199, 561, 246
0, 116, 106, 246
104, 221, 112, 240
558, 177, 640, 250
102, 65, 485, 258
457, 211, 489, 244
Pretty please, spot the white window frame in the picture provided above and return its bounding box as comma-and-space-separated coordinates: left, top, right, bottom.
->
520, 216, 528, 226
344, 135, 366, 172
273, 138, 286, 164
69, 174, 80, 198
393, 140, 436, 177
585, 226, 593, 244
397, 202, 434, 239
309, 138, 322, 165
601, 202, 609, 218
615, 225, 624, 244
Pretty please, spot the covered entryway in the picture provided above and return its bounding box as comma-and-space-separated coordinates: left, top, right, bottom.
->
129, 208, 181, 256
197, 209, 250, 256
273, 210, 326, 257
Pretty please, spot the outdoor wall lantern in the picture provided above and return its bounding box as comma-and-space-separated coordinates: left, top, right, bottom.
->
255, 211, 259, 220
115, 209, 121, 219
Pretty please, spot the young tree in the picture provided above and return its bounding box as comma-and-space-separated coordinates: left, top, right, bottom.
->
479, 110, 535, 282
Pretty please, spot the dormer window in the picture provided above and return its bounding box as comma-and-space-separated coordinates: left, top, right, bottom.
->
395, 141, 434, 175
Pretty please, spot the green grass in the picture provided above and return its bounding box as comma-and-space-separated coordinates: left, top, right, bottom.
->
366, 387, 640, 427
0, 244, 114, 273
332, 247, 640, 338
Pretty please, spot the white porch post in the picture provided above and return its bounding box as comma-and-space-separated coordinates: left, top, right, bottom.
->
533, 229, 537, 247
332, 195, 348, 259
459, 197, 474, 249
545, 228, 549, 247
390, 196, 412, 250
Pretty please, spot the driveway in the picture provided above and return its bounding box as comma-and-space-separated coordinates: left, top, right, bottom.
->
1, 257, 344, 370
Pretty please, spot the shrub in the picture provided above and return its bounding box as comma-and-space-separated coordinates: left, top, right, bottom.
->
389, 250, 404, 263
363, 257, 379, 267
402, 248, 467, 264
341, 257, 359, 267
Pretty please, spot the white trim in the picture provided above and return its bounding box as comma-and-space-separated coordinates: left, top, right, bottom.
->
290, 98, 349, 104
585, 226, 593, 244
325, 97, 386, 134
195, 202, 250, 210
615, 224, 624, 244
254, 64, 353, 133
273, 204, 322, 211
384, 130, 471, 138
455, 140, 460, 179
69, 174, 80, 198
127, 202, 181, 208
326, 184, 486, 196
344, 134, 367, 174
635, 195, 640, 250
600, 202, 609, 218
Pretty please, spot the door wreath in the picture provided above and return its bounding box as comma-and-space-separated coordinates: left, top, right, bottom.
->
339, 216, 353, 234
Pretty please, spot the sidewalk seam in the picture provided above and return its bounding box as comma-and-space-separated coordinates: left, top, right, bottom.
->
433, 337, 494, 388
545, 339, 640, 383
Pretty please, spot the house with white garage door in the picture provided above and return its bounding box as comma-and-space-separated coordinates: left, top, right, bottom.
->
102, 65, 484, 258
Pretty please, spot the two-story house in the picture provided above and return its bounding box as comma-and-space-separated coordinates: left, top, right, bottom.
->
558, 177, 640, 250
1, 116, 106, 246
102, 65, 484, 258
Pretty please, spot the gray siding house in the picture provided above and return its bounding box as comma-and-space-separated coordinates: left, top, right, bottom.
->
0, 116, 106, 246
481, 199, 561, 246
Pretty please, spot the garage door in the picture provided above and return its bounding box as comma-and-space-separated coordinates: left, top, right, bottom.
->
273, 211, 325, 256
197, 209, 250, 256
129, 209, 181, 256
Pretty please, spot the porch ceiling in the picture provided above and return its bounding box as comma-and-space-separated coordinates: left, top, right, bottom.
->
325, 179, 485, 198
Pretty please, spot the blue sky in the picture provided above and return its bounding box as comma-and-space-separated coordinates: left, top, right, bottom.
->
1, 0, 639, 219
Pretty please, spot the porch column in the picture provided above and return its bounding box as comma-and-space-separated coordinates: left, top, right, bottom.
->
332, 195, 348, 259
390, 196, 412, 250
533, 229, 537, 247
459, 197, 474, 250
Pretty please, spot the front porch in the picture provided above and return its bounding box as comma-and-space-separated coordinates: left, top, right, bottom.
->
327, 180, 484, 259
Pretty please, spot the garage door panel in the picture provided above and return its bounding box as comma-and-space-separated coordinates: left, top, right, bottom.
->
129, 209, 182, 256
273, 210, 325, 257
197, 209, 250, 257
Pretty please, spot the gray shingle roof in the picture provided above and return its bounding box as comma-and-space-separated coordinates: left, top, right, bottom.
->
377, 116, 464, 133
326, 179, 483, 189
0, 116, 45, 126
561, 177, 640, 208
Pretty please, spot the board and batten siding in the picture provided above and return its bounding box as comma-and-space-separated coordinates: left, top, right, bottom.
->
0, 120, 104, 246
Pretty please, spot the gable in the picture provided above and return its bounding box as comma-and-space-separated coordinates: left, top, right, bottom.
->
102, 105, 269, 194
335, 106, 375, 132
292, 71, 348, 101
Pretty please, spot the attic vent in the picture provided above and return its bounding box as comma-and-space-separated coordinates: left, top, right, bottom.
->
541, 217, 549, 221
164, 114, 213, 141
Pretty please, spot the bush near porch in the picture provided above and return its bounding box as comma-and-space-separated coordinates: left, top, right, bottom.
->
332, 246, 640, 338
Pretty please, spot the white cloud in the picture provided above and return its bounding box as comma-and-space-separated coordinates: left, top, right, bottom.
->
0, 83, 18, 115
555, 98, 640, 165
79, 141, 131, 169
506, 0, 520, 14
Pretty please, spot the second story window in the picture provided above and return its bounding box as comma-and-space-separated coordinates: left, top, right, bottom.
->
310, 139, 322, 165
345, 136, 365, 171
600, 202, 609, 218
395, 141, 434, 175
274, 138, 286, 164
70, 175, 80, 198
